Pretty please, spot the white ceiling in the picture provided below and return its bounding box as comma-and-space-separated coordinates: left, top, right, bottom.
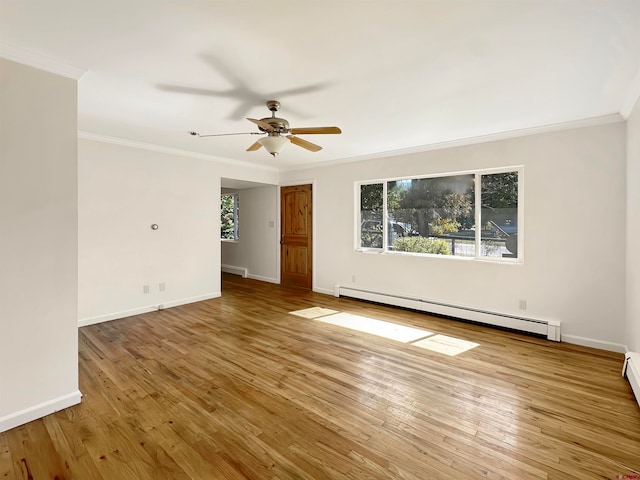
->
2, 1, 640, 170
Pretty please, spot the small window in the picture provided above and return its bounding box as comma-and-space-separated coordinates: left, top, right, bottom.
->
480, 171, 518, 258
359, 183, 384, 248
221, 193, 239, 240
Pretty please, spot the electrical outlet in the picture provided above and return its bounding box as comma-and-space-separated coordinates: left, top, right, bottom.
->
352, 275, 356, 283
159, 282, 165, 292
519, 299, 527, 310
143, 285, 149, 294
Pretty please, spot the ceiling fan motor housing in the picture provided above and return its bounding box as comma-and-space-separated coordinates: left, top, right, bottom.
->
258, 100, 289, 134
259, 117, 289, 134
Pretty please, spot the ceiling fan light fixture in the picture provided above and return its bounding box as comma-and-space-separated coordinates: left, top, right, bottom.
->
258, 135, 289, 156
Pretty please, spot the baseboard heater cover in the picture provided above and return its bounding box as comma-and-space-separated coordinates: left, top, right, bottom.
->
221, 264, 248, 278
334, 285, 561, 341
623, 352, 640, 409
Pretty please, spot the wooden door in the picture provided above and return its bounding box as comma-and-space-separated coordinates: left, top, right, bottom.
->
280, 184, 312, 289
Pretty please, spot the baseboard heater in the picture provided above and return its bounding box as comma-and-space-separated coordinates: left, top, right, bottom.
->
221, 264, 248, 278
334, 285, 561, 341
623, 353, 640, 409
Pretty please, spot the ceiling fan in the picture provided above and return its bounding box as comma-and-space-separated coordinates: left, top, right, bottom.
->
189, 100, 341, 157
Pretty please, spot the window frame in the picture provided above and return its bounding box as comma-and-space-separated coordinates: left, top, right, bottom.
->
355, 166, 523, 263
221, 192, 239, 242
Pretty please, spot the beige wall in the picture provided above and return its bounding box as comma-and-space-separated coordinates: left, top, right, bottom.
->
78, 139, 221, 324
281, 122, 628, 351
77, 139, 279, 325
0, 58, 80, 431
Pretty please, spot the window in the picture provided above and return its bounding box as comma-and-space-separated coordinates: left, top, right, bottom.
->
357, 168, 520, 261
480, 171, 519, 258
221, 193, 239, 240
360, 183, 384, 248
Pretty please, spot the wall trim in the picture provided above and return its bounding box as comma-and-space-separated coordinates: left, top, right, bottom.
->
78, 292, 221, 327
0, 42, 86, 80
281, 113, 624, 172
0, 390, 82, 433
623, 352, 640, 409
247, 274, 279, 284
221, 264, 248, 278
313, 287, 335, 296
78, 131, 278, 173
561, 334, 627, 353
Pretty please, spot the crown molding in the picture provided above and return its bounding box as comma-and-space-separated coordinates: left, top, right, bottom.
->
0, 42, 86, 80
620, 67, 640, 119
281, 113, 625, 172
77, 131, 279, 173
79, 113, 623, 176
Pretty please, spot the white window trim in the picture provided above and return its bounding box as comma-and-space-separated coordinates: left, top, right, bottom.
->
355, 166, 523, 263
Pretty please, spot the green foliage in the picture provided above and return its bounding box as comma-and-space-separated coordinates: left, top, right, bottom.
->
360, 183, 383, 211
387, 176, 473, 238
221, 194, 237, 239
360, 184, 384, 248
392, 236, 451, 255
481, 172, 518, 209
428, 217, 461, 235
360, 220, 383, 248
478, 172, 518, 229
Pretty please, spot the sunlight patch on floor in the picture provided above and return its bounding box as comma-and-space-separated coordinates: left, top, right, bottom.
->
411, 334, 479, 356
289, 307, 480, 356
314, 312, 432, 343
289, 307, 339, 319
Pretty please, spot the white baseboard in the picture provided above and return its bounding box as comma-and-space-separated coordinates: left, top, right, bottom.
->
0, 390, 82, 433
221, 265, 278, 284
221, 264, 248, 278
78, 292, 221, 327
247, 274, 279, 284
623, 352, 640, 409
313, 287, 335, 296
561, 334, 627, 353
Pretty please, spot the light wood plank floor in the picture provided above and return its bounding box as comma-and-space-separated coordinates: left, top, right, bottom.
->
2, 274, 640, 479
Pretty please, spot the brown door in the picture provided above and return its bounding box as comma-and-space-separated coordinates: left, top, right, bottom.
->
280, 184, 312, 289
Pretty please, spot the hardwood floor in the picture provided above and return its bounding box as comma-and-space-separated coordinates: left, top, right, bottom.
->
2, 274, 640, 479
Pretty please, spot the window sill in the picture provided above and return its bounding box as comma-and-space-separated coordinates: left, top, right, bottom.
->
355, 248, 522, 264
221, 239, 239, 244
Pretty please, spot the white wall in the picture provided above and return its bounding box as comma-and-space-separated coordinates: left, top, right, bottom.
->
221, 186, 279, 283
627, 98, 640, 353
0, 59, 80, 431
281, 122, 627, 351
78, 139, 278, 325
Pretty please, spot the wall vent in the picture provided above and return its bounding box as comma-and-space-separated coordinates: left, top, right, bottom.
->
334, 285, 561, 341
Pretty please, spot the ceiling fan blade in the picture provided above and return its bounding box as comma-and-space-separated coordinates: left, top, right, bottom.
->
157, 84, 232, 97
287, 135, 322, 152
289, 126, 342, 135
246, 141, 262, 151
247, 118, 274, 132
195, 132, 261, 138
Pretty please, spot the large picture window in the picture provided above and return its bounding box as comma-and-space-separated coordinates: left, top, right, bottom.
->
358, 168, 520, 261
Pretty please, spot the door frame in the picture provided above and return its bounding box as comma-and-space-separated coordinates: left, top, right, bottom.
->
278, 179, 316, 289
